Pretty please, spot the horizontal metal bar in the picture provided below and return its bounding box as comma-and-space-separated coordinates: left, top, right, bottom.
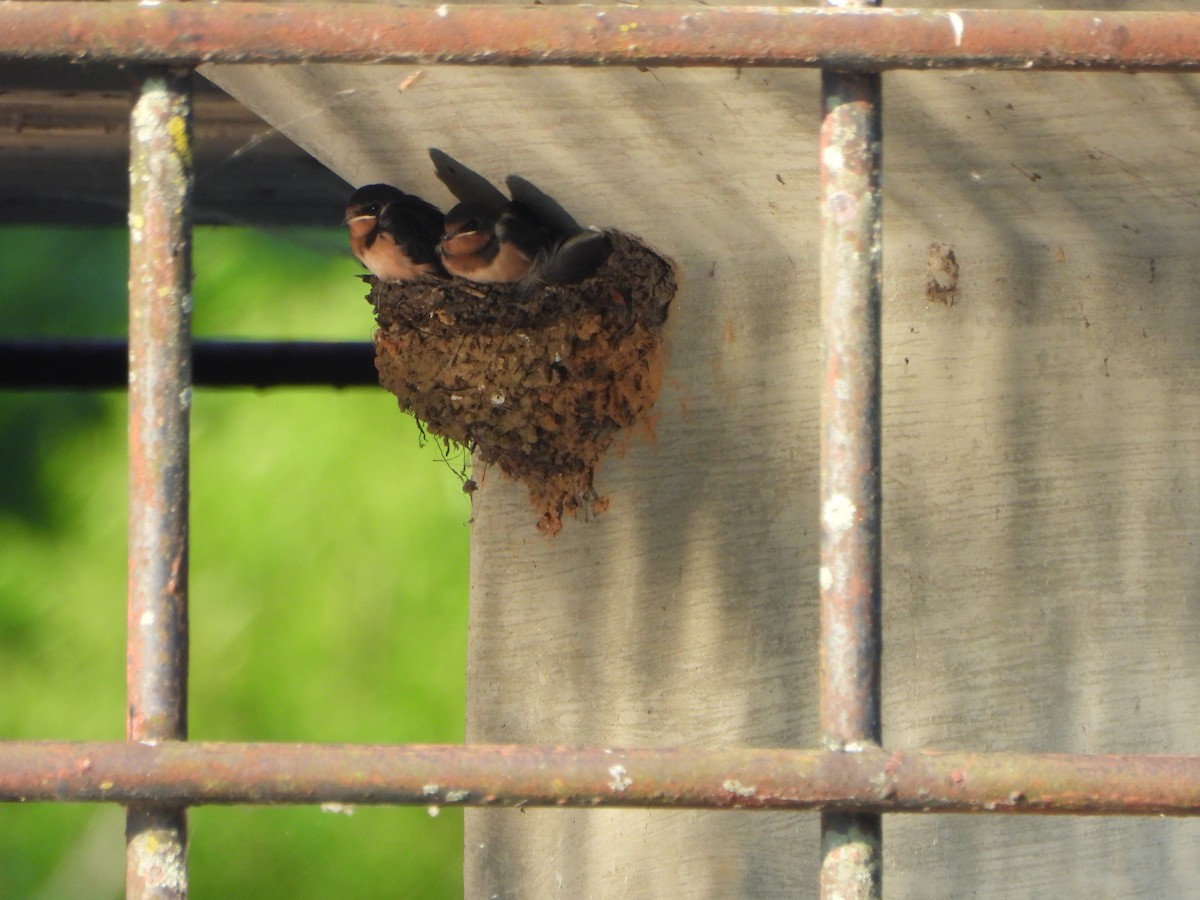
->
1, 3, 1199, 71
2, 742, 1200, 815
0, 339, 376, 389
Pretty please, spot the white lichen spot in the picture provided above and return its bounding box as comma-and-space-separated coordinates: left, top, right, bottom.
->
422, 783, 440, 797
821, 146, 844, 171
140, 611, 155, 628
436, 4, 450, 16
947, 12, 964, 47
130, 832, 186, 892
320, 802, 355, 816
819, 566, 833, 591
445, 789, 469, 803
608, 765, 632, 792
722, 779, 757, 798
822, 494, 857, 533
490, 393, 506, 406
139, 0, 162, 6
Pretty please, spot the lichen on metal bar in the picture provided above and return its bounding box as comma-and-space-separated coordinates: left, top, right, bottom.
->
818, 58, 884, 900
1, 742, 1200, 815
127, 69, 194, 900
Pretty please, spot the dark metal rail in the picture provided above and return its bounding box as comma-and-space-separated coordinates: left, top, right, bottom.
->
3, 742, 1200, 816
0, 339, 377, 390
0, 3, 1199, 71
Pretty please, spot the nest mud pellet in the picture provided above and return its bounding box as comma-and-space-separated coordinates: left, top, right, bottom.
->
369, 231, 677, 534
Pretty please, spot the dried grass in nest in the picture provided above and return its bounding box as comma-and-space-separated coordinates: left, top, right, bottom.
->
369, 230, 677, 534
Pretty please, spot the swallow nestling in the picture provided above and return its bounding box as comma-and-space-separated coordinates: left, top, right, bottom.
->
438, 200, 611, 287
344, 183, 445, 282
437, 200, 548, 284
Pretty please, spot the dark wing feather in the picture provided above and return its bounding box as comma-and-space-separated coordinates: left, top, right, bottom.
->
536, 230, 613, 286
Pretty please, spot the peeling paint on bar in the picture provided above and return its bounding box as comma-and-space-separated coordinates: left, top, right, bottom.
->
0, 4, 1198, 71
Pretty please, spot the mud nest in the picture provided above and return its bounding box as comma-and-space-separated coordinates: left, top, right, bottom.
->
370, 230, 677, 534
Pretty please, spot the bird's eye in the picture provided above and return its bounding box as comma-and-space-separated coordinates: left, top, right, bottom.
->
464, 218, 480, 231
366, 203, 381, 215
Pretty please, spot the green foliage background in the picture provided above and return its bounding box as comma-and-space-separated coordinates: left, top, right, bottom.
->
0, 226, 469, 898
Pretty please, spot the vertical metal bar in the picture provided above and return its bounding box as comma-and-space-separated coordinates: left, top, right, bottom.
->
126, 69, 193, 900
818, 10, 884, 897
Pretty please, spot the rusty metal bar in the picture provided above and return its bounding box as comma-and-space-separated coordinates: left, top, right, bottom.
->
819, 19, 885, 898
127, 69, 193, 900
1, 742, 1200, 815
1, 3, 1200, 71
0, 339, 376, 390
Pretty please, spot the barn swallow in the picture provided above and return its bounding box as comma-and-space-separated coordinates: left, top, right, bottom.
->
437, 200, 549, 284
344, 183, 445, 282
438, 200, 611, 287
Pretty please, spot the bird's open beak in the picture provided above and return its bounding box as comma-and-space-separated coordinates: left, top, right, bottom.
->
344, 213, 376, 225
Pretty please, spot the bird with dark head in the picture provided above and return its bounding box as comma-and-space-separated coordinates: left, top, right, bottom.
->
437, 201, 548, 284
344, 183, 446, 282
438, 200, 611, 287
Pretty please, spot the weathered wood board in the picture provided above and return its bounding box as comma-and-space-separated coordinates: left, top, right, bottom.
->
206, 50, 1200, 897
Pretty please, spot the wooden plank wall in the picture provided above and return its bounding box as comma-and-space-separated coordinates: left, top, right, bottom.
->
207, 58, 1200, 896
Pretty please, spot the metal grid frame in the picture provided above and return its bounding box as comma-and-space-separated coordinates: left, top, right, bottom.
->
4, 4, 1200, 898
